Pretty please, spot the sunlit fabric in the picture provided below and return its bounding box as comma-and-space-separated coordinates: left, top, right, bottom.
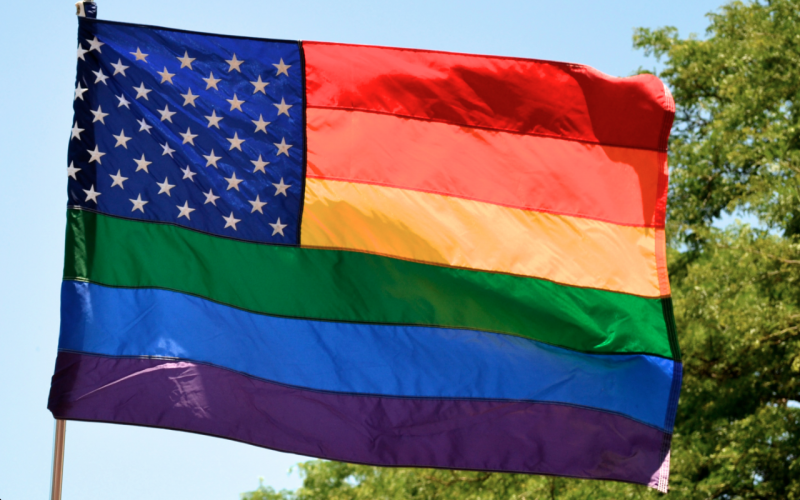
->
50, 16, 680, 493
301, 178, 659, 296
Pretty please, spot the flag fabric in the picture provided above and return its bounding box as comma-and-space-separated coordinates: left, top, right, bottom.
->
50, 16, 681, 492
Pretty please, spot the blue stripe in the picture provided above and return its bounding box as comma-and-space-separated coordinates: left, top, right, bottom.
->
59, 280, 676, 430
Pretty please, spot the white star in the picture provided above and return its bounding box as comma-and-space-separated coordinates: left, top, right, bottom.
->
226, 53, 244, 72
273, 58, 291, 77
137, 118, 152, 134
91, 105, 108, 124
113, 129, 132, 148
158, 67, 176, 84
227, 132, 245, 151
203, 149, 221, 168
252, 115, 270, 134
274, 137, 292, 156
181, 88, 199, 107
134, 154, 151, 173
161, 142, 175, 157
223, 212, 241, 230
225, 172, 243, 191
177, 201, 195, 220
269, 218, 287, 236
274, 97, 292, 117
130, 47, 148, 62
204, 110, 223, 128
203, 189, 220, 205
177, 51, 195, 70
67, 161, 81, 180
130, 194, 148, 213
109, 169, 128, 188
181, 165, 196, 182
272, 177, 291, 196
250, 75, 269, 94
251, 155, 269, 173
133, 82, 151, 100
158, 104, 176, 122
87, 36, 104, 52
157, 177, 176, 196
74, 82, 88, 101
87, 145, 106, 164
71, 121, 84, 140
116, 94, 131, 109
227, 94, 245, 112
248, 195, 267, 214
180, 127, 198, 145
77, 44, 88, 61
203, 72, 221, 90
92, 69, 109, 85
83, 185, 101, 203
111, 59, 129, 76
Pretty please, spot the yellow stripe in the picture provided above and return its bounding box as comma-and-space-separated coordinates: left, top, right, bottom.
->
301, 178, 659, 297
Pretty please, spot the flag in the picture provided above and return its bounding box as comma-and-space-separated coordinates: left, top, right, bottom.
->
50, 16, 681, 492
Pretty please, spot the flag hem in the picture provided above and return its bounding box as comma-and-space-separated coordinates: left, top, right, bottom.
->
79, 16, 299, 46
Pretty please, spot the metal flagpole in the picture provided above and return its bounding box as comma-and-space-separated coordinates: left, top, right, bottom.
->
50, 4, 91, 499
50, 419, 67, 500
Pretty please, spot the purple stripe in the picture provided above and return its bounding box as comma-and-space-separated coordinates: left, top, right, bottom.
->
48, 352, 670, 487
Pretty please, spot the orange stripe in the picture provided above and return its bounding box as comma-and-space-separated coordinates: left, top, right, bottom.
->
655, 228, 670, 297
301, 178, 660, 297
307, 108, 662, 228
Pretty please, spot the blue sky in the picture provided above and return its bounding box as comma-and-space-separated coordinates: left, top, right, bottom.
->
0, 1, 725, 499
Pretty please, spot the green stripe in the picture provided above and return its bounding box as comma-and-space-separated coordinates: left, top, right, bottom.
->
64, 209, 676, 358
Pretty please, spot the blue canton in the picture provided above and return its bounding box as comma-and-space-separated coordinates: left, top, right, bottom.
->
68, 18, 304, 244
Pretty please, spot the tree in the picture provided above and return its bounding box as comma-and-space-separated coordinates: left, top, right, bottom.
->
243, 461, 669, 499
634, 1, 800, 496
244, 1, 800, 497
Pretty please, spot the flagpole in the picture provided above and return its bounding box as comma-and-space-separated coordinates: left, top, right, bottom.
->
50, 419, 67, 500
51, 4, 89, 499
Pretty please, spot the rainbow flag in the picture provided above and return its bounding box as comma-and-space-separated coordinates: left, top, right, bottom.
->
49, 17, 681, 492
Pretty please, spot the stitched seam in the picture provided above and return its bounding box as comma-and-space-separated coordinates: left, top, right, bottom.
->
296, 41, 308, 245
308, 104, 669, 153
54, 349, 673, 432
59, 279, 679, 361
299, 244, 662, 299
306, 174, 661, 229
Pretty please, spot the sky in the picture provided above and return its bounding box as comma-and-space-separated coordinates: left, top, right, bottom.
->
0, 1, 726, 499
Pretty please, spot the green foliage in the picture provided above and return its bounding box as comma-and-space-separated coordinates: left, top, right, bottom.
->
245, 1, 800, 498
241, 477, 294, 500
634, 0, 800, 239
243, 462, 660, 500
666, 225, 800, 498
633, 3, 800, 494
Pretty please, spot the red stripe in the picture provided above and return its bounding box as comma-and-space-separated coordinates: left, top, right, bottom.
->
304, 41, 675, 152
